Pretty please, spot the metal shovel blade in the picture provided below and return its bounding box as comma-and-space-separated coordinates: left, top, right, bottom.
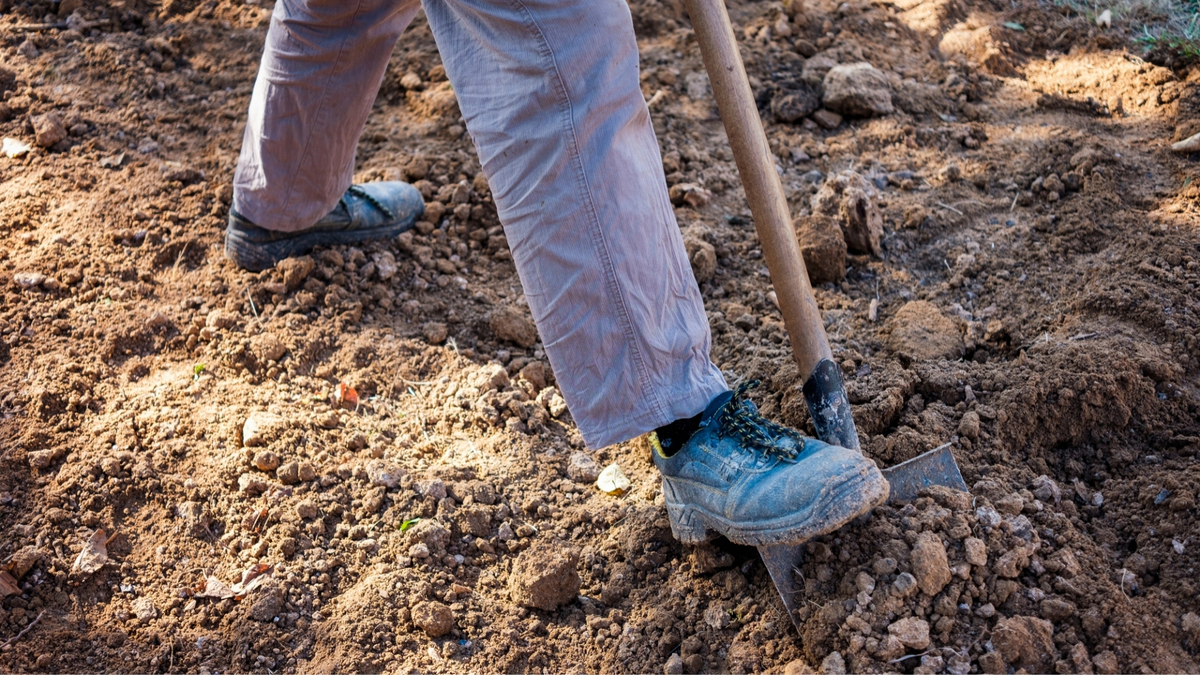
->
758, 443, 967, 629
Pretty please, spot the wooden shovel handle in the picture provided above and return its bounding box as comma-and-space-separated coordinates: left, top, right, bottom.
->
682, 0, 833, 380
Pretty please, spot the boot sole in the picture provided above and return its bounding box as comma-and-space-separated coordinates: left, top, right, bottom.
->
664, 461, 888, 547
224, 220, 417, 272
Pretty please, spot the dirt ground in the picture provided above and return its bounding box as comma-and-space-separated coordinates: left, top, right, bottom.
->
0, 0, 1198, 672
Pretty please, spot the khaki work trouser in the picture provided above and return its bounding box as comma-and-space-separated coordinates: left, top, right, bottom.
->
233, 0, 729, 447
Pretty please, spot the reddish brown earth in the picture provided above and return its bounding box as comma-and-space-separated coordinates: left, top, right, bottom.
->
0, 0, 1198, 672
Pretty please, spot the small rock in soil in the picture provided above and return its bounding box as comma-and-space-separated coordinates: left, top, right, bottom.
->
1093, 650, 1119, 674
772, 83, 821, 123
253, 450, 281, 472
508, 540, 581, 610
664, 653, 684, 675
992, 615, 1055, 672
489, 306, 538, 347
957, 410, 981, 439
411, 601, 455, 637
810, 171, 883, 255
793, 214, 846, 284
819, 651, 846, 674
518, 361, 546, 390
888, 616, 931, 649
964, 536, 987, 566
811, 109, 843, 130
366, 459, 406, 488
822, 63, 894, 117
567, 452, 600, 483
242, 411, 287, 447
892, 571, 918, 597
371, 251, 397, 280
132, 596, 158, 623
886, 301, 965, 362
32, 112, 67, 148
249, 581, 284, 621
910, 531, 951, 596
422, 321, 448, 344
683, 236, 717, 283
277, 256, 315, 290
13, 272, 46, 288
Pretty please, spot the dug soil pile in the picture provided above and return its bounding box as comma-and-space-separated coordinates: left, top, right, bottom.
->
0, 0, 1197, 672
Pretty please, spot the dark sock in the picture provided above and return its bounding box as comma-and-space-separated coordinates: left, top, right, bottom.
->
654, 411, 703, 457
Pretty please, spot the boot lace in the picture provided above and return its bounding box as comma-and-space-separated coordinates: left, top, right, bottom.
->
715, 380, 804, 462
346, 184, 396, 221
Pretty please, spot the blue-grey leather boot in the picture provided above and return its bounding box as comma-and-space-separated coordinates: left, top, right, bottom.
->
224, 182, 424, 271
652, 381, 888, 547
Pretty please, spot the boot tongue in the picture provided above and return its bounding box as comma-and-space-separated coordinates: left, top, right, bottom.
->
699, 390, 735, 426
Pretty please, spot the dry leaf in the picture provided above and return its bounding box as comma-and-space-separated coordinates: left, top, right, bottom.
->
196, 575, 235, 599
71, 529, 109, 575
232, 563, 273, 595
0, 570, 19, 597
2, 138, 31, 159
195, 563, 274, 600
596, 463, 632, 496
332, 382, 359, 409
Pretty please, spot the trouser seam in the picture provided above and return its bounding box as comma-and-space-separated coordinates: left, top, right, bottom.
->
506, 0, 668, 432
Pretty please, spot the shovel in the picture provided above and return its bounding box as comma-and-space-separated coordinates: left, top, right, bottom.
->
680, 0, 968, 629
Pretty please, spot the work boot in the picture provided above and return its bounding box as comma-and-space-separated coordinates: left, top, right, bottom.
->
652, 381, 887, 547
224, 182, 424, 271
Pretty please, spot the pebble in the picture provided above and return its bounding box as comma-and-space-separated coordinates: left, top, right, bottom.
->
819, 651, 846, 674
888, 616, 931, 649
811, 108, 843, 130
508, 541, 581, 611
242, 411, 287, 447
794, 214, 846, 284
854, 572, 875, 594
416, 479, 447, 500
872, 557, 897, 575
126, 596, 158, 625
248, 582, 283, 621
822, 62, 894, 117
1030, 475, 1062, 504
473, 363, 510, 391
31, 112, 67, 148
371, 251, 397, 280
910, 531, 951, 596
992, 615, 1055, 671
253, 451, 281, 472
489, 306, 538, 348
422, 321, 448, 344
238, 473, 268, 494
567, 452, 601, 483
664, 653, 684, 675
12, 272, 46, 288
886, 301, 965, 362
892, 572, 918, 597
366, 459, 406, 489
411, 601, 455, 637
964, 537, 987, 566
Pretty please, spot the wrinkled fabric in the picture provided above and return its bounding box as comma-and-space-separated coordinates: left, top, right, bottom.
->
234, 0, 728, 448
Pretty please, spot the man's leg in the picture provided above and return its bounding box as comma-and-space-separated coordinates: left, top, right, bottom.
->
422, 0, 886, 548
422, 0, 728, 449
234, 0, 421, 232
